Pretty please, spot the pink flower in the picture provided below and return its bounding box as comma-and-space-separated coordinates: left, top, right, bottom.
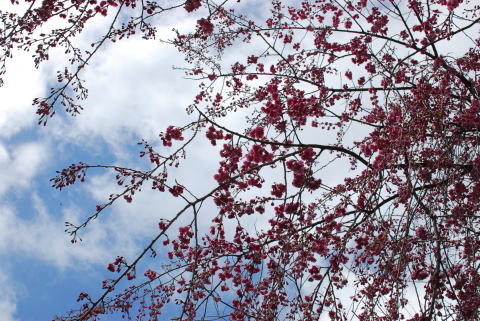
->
169, 185, 184, 197
144, 269, 157, 281
271, 183, 286, 197
161, 126, 184, 146
248, 126, 264, 139
184, 0, 201, 12
197, 18, 214, 36
300, 147, 316, 163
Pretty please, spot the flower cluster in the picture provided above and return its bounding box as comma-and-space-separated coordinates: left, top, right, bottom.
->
160, 126, 184, 147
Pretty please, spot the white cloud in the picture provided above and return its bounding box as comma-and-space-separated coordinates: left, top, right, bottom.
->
0, 178, 192, 272
0, 52, 44, 138
44, 37, 198, 161
0, 141, 49, 197
0, 194, 123, 270
0, 264, 18, 321
0, 271, 18, 321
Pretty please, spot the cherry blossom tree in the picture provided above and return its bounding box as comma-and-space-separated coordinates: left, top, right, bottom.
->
2, 0, 480, 320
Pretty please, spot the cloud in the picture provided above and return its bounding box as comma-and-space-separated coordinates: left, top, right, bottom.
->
0, 194, 125, 270
0, 270, 18, 321
0, 52, 45, 138
0, 141, 49, 197
0, 276, 17, 321
44, 38, 199, 163
0, 179, 189, 272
